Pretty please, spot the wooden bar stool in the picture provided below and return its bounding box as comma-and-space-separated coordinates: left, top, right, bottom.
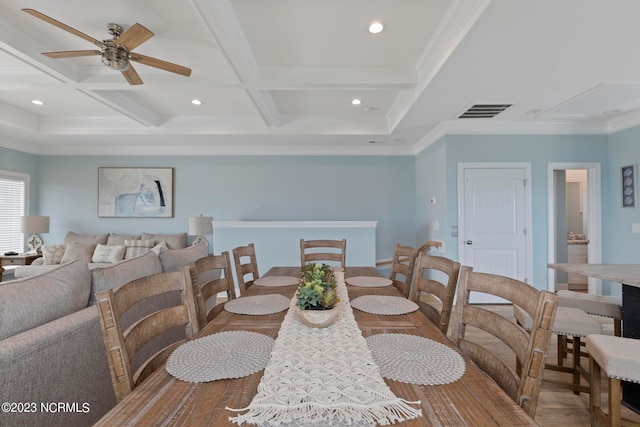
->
515, 305, 602, 394
586, 335, 640, 427
557, 290, 622, 336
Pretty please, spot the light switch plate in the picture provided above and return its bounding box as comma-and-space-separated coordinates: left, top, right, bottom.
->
633, 223, 640, 233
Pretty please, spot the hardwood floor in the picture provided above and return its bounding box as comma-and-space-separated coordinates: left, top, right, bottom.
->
465, 305, 640, 426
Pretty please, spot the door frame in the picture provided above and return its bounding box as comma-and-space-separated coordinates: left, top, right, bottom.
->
457, 162, 533, 284
547, 162, 602, 294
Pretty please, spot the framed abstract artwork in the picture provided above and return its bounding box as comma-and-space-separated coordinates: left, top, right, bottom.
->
622, 165, 636, 208
98, 167, 174, 217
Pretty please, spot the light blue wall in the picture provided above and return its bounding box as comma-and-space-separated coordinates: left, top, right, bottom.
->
7, 128, 638, 292
0, 146, 39, 213
607, 126, 640, 263
415, 134, 609, 291
36, 155, 415, 263
415, 138, 447, 251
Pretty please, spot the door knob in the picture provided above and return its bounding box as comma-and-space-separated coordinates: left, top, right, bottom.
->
466, 240, 473, 245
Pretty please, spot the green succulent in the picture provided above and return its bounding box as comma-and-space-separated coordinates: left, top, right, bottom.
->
296, 263, 340, 310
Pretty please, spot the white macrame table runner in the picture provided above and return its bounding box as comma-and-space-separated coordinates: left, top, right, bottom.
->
227, 275, 422, 426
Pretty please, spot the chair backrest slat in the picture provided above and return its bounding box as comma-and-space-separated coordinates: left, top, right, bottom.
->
96, 267, 199, 403
411, 251, 460, 335
300, 239, 346, 268
189, 252, 235, 329
232, 243, 259, 294
450, 266, 558, 418
389, 243, 417, 298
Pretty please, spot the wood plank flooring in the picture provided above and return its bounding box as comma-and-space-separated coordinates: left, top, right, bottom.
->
467, 305, 640, 426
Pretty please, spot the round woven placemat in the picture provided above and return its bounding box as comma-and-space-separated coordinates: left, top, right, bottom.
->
345, 276, 392, 288
351, 295, 418, 315
224, 294, 290, 315
254, 276, 300, 287
366, 333, 466, 385
166, 331, 274, 383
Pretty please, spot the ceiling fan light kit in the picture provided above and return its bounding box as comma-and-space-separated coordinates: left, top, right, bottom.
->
22, 8, 191, 85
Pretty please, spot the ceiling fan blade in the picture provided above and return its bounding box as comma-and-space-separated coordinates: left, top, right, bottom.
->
122, 64, 143, 85
43, 50, 101, 58
130, 53, 192, 77
22, 9, 105, 49
115, 23, 154, 51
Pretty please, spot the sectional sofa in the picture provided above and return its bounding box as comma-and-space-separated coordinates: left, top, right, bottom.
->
14, 231, 191, 278
0, 237, 209, 426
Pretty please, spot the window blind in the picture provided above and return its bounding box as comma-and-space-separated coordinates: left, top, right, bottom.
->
0, 171, 28, 254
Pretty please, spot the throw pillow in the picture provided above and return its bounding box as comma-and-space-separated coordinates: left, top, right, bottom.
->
41, 244, 66, 265
151, 241, 168, 255
91, 244, 127, 264
124, 239, 155, 259
60, 242, 96, 264
89, 251, 162, 306
106, 233, 141, 246
64, 231, 109, 246
141, 232, 187, 250
158, 241, 208, 272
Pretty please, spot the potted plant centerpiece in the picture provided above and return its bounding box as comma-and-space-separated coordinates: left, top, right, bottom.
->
295, 263, 341, 328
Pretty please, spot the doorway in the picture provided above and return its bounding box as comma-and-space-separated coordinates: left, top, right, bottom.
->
547, 163, 602, 294
457, 163, 533, 303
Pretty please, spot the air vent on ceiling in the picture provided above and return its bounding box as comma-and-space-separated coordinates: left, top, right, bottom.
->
459, 104, 512, 118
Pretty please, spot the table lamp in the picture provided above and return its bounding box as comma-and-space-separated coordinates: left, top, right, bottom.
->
189, 215, 213, 248
21, 215, 50, 253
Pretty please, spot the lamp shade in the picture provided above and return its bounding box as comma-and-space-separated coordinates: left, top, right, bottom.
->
21, 216, 50, 234
189, 216, 213, 236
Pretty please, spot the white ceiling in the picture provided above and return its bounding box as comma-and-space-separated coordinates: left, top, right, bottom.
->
2, 0, 640, 156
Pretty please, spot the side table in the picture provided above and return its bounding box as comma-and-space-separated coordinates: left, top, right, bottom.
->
0, 253, 42, 282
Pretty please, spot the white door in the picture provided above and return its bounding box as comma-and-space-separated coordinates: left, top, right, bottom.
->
458, 165, 531, 303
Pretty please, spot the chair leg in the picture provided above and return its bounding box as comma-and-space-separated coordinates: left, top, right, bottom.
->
545, 335, 590, 394
609, 377, 621, 427
558, 334, 566, 366
590, 355, 601, 427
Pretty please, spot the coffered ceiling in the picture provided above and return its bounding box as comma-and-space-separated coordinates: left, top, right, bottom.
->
2, 0, 640, 156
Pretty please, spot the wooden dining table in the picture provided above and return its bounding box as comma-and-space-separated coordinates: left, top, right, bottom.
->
95, 266, 536, 426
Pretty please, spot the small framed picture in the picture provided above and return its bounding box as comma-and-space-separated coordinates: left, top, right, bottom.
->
621, 165, 636, 208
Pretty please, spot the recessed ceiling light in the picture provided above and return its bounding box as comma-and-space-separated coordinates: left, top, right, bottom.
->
31, 99, 44, 106
191, 99, 202, 106
368, 21, 385, 34
351, 98, 362, 105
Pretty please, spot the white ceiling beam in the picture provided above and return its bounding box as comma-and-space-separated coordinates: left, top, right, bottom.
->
86, 90, 160, 127
387, 0, 493, 132
193, 0, 281, 127
253, 68, 417, 90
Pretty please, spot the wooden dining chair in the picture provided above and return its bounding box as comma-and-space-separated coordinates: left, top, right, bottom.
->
389, 243, 417, 298
95, 267, 199, 402
300, 238, 346, 268
189, 251, 236, 330
450, 266, 558, 418
232, 243, 259, 294
410, 251, 461, 335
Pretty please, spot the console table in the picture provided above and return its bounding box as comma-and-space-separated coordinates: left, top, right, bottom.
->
0, 253, 42, 282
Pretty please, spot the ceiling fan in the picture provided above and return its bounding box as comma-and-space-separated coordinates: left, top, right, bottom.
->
22, 8, 191, 85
